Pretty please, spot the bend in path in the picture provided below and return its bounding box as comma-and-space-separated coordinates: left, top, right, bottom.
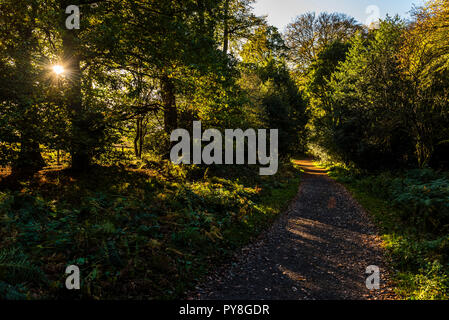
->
195, 159, 395, 300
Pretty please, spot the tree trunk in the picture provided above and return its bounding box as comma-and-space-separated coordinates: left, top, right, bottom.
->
223, 0, 230, 54
139, 120, 145, 158
61, 0, 90, 173
161, 76, 177, 134
161, 75, 177, 159
134, 118, 142, 159
14, 138, 45, 175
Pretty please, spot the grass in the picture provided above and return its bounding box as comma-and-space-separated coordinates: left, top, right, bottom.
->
0, 158, 301, 300
319, 161, 449, 300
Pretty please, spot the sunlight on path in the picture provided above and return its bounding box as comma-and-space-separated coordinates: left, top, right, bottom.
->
196, 159, 395, 300
293, 159, 328, 176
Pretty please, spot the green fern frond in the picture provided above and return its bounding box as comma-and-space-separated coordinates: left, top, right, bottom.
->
0, 248, 46, 285
0, 281, 27, 300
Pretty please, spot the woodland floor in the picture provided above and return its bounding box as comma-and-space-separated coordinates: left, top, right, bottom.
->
193, 160, 397, 300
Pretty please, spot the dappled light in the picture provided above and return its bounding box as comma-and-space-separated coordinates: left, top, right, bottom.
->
293, 160, 328, 176
0, 0, 448, 304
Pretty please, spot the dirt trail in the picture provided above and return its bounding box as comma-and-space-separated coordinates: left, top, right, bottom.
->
195, 159, 395, 300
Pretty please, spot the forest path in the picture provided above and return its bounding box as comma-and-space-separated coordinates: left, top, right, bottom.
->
195, 159, 395, 300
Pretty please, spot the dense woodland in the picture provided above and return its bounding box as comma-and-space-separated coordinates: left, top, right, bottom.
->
0, 0, 448, 299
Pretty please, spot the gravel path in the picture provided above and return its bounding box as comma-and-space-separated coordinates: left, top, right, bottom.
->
195, 160, 395, 300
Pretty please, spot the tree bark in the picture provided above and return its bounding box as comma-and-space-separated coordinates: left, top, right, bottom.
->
14, 138, 46, 176
223, 0, 230, 54
161, 75, 177, 159
161, 75, 177, 134
134, 117, 143, 159
61, 0, 90, 173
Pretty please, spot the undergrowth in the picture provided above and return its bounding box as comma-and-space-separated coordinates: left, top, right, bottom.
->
321, 162, 449, 300
0, 159, 301, 299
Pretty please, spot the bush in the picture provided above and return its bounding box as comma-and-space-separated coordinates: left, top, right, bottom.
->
390, 171, 449, 233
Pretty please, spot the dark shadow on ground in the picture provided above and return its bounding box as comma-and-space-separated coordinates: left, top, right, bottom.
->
196, 160, 394, 300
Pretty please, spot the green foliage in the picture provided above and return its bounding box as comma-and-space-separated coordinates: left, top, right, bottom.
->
327, 164, 449, 299
0, 282, 27, 300
390, 170, 449, 232
395, 261, 449, 300
307, 11, 449, 170
328, 166, 449, 232
285, 12, 361, 73
0, 248, 46, 285
314, 17, 414, 169
239, 25, 308, 155
0, 160, 301, 299
0, 0, 284, 173
308, 40, 351, 97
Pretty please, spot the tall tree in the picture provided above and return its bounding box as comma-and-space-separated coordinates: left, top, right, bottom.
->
105, 0, 230, 155
399, 0, 449, 166
324, 18, 413, 168
220, 0, 263, 54
59, 0, 88, 172
240, 25, 308, 154
0, 0, 46, 174
285, 12, 361, 73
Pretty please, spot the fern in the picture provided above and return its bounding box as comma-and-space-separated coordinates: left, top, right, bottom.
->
0, 281, 27, 300
0, 248, 46, 285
